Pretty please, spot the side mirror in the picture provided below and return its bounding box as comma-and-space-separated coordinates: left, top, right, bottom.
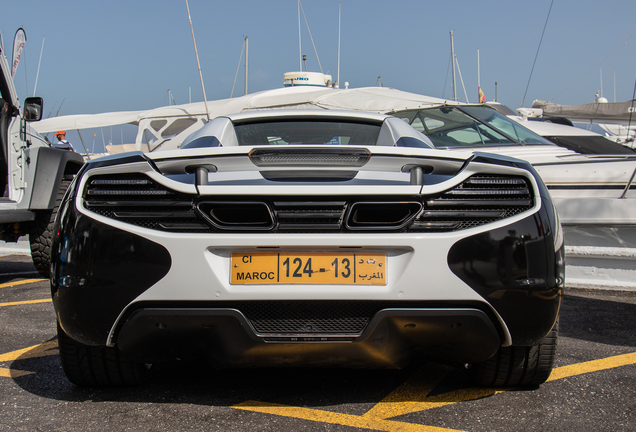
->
24, 97, 43, 122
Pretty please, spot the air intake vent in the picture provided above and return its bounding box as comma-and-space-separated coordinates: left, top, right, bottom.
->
411, 175, 533, 231
273, 201, 346, 231
83, 174, 207, 232
83, 174, 534, 234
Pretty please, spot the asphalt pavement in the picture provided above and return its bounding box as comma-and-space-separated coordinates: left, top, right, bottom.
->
1, 253, 636, 431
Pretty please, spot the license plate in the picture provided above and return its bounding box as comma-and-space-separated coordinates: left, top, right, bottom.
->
231, 252, 386, 285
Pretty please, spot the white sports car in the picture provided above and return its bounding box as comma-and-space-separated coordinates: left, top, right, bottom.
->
51, 110, 563, 387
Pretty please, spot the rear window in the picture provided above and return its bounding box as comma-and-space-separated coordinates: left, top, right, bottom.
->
233, 120, 382, 146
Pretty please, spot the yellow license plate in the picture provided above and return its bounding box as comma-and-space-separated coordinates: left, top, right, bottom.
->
231, 252, 386, 285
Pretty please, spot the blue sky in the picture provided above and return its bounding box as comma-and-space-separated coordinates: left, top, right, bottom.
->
2, 1, 636, 119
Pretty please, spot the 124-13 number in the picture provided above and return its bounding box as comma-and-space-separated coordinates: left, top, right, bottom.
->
281, 257, 351, 278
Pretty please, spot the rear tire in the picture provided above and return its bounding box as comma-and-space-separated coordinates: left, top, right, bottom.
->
29, 179, 70, 278
472, 320, 558, 387
57, 322, 149, 387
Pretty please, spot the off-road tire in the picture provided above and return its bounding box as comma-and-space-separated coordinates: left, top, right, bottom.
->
472, 320, 558, 388
29, 179, 70, 278
56, 322, 149, 387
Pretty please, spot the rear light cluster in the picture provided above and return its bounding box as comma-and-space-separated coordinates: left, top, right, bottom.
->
83, 174, 533, 233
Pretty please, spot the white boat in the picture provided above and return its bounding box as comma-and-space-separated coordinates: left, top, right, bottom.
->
531, 98, 636, 146
33, 80, 636, 289
391, 104, 636, 289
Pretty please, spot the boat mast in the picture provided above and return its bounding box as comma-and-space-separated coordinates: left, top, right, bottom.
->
298, 1, 302, 71
337, 2, 341, 88
477, 48, 481, 102
33, 36, 45, 96
450, 30, 457, 102
185, 0, 210, 121
244, 36, 248, 95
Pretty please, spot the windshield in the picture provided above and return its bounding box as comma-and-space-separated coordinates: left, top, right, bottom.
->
461, 106, 554, 145
393, 106, 554, 148
233, 120, 382, 146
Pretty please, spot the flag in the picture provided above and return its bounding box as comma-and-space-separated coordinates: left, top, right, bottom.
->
11, 28, 26, 78
478, 86, 486, 103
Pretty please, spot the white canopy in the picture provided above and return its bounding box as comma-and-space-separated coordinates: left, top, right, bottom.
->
33, 86, 453, 134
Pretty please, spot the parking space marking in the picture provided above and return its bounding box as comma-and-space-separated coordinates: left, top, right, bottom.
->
0, 340, 58, 378
0, 278, 49, 307
2, 339, 636, 430
547, 351, 636, 382
362, 363, 503, 420
0, 279, 45, 289
233, 351, 636, 431
234, 400, 462, 432
0, 298, 51, 307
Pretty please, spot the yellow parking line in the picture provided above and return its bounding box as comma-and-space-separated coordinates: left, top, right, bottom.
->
0, 298, 51, 307
234, 401, 464, 432
0, 340, 58, 379
547, 351, 636, 382
0, 279, 45, 289
3, 340, 636, 432
233, 351, 636, 430
0, 340, 58, 362
361, 363, 504, 420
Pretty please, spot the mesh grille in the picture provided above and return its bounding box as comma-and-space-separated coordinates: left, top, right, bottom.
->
83, 173, 534, 233
227, 300, 476, 335
240, 301, 374, 334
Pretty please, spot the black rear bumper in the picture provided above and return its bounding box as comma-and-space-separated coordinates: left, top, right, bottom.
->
115, 307, 501, 367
